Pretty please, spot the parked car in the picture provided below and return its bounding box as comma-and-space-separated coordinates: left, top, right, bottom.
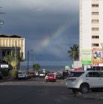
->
17, 71, 29, 79
28, 71, 35, 78
66, 70, 103, 93
38, 71, 45, 77
45, 73, 56, 82
0, 72, 3, 79
63, 71, 69, 79
56, 72, 63, 79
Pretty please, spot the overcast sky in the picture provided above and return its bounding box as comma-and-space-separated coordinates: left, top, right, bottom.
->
0, 0, 79, 66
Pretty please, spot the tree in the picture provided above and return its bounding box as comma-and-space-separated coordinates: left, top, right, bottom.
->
33, 64, 40, 72
68, 44, 79, 62
3, 51, 19, 70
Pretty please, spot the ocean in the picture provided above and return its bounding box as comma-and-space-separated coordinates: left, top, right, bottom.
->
21, 65, 65, 72
40, 65, 65, 72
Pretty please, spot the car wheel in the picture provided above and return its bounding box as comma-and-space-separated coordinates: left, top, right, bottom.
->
80, 83, 89, 93
0, 77, 3, 79
54, 79, 56, 82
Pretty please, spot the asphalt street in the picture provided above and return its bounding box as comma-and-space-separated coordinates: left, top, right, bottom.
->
0, 78, 103, 104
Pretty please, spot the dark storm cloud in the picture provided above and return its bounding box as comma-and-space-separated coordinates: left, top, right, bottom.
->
0, 0, 79, 65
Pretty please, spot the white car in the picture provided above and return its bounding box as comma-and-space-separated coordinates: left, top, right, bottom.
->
38, 71, 45, 77
17, 71, 29, 79
39, 73, 45, 77
66, 70, 103, 93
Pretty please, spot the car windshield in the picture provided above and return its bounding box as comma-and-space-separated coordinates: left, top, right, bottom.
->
48, 74, 54, 76
68, 72, 84, 77
18, 72, 26, 74
38, 71, 44, 74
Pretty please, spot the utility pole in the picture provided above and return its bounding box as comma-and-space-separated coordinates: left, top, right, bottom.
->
0, 7, 5, 27
0, 20, 4, 25
30, 49, 34, 67
27, 50, 29, 70
15, 40, 17, 69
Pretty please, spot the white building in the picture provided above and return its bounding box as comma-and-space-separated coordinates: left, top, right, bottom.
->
0, 35, 25, 60
80, 0, 103, 68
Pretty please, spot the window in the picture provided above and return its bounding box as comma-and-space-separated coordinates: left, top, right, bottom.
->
92, 27, 99, 31
92, 19, 99, 23
92, 43, 99, 47
92, 4, 99, 7
86, 72, 99, 77
69, 72, 84, 77
2, 50, 6, 57
92, 12, 99, 15
92, 36, 99, 39
99, 72, 103, 77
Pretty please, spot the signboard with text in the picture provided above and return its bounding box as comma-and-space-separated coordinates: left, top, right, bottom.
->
82, 50, 92, 64
92, 48, 103, 64
0, 64, 9, 68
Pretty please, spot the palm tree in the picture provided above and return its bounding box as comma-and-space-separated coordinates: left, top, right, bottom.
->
33, 64, 40, 72
68, 44, 79, 62
3, 51, 19, 70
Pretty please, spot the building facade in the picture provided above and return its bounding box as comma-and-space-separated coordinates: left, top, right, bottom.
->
0, 35, 25, 68
80, 0, 103, 69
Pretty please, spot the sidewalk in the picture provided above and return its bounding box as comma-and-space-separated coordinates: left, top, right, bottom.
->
0, 76, 14, 82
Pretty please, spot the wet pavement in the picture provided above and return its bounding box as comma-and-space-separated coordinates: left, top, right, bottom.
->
68, 90, 103, 100
81, 91, 103, 100
1, 77, 103, 100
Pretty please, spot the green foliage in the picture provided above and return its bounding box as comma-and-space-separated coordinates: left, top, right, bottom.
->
33, 64, 40, 71
10, 59, 19, 69
18, 55, 25, 62
3, 51, 19, 70
11, 69, 18, 77
68, 44, 79, 61
0, 69, 9, 76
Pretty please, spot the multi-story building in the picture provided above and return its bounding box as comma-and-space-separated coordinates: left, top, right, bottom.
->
0, 34, 25, 68
80, 0, 103, 69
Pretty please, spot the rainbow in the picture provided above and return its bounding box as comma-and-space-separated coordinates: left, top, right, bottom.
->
35, 22, 69, 51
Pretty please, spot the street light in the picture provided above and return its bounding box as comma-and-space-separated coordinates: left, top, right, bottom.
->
36, 52, 39, 64
30, 49, 35, 66
27, 50, 29, 70
15, 40, 17, 69
0, 20, 4, 25
27, 50, 35, 70
27, 49, 40, 70
0, 7, 5, 25
32, 51, 39, 65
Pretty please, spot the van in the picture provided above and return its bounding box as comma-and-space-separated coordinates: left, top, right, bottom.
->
17, 71, 29, 79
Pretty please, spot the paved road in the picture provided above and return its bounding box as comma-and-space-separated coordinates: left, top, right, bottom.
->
0, 78, 103, 104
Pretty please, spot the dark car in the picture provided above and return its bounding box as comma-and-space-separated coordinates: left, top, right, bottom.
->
56, 72, 63, 79
28, 71, 35, 78
45, 73, 56, 82
0, 72, 3, 79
